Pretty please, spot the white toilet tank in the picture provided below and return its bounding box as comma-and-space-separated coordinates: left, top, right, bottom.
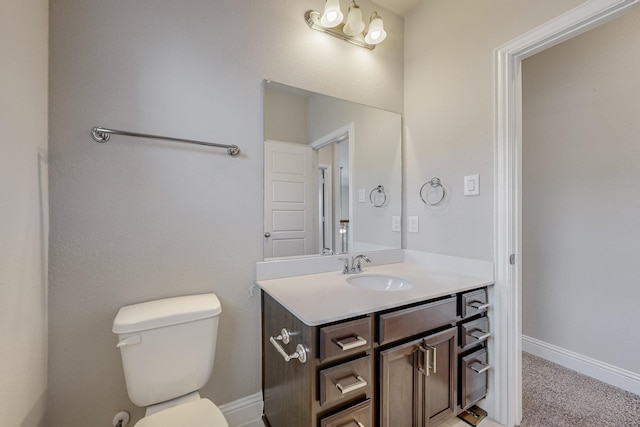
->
112, 293, 222, 407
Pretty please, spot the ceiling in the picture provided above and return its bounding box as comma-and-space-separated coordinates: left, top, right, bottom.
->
371, 0, 421, 16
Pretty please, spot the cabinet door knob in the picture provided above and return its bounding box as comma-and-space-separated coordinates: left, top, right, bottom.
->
264, 232, 271, 238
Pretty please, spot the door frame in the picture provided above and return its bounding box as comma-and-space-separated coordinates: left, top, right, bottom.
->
318, 164, 333, 254
311, 123, 355, 253
493, 0, 640, 425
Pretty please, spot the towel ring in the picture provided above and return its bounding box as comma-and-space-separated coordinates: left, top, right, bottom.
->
370, 185, 387, 207
420, 177, 446, 206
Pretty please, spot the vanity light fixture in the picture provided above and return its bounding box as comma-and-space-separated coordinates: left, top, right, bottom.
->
305, 1, 386, 50
343, 1, 365, 36
320, 0, 344, 27
364, 11, 387, 45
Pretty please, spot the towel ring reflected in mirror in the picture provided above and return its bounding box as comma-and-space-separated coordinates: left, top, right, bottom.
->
370, 185, 387, 208
420, 177, 446, 206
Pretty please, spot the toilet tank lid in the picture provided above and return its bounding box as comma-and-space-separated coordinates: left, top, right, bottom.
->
113, 293, 222, 334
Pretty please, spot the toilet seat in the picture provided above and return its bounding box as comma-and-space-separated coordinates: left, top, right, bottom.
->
135, 398, 229, 427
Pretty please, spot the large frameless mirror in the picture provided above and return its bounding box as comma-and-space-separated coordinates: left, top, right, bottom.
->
263, 81, 401, 260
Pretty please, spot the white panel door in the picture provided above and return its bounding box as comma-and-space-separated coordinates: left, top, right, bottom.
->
264, 140, 314, 258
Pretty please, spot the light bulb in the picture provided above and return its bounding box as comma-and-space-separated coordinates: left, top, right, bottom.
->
320, 0, 344, 28
343, 1, 365, 36
364, 12, 387, 44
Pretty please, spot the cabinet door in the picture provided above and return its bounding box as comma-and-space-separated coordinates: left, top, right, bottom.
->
379, 327, 457, 427
379, 337, 424, 427
424, 327, 457, 426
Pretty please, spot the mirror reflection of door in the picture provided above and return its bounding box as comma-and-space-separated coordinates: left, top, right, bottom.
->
312, 127, 351, 255
264, 140, 314, 258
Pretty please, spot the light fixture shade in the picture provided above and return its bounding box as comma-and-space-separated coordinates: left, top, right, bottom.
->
343, 1, 365, 36
364, 12, 387, 44
320, 0, 344, 28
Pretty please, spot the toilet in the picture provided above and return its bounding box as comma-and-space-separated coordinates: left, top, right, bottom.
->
112, 293, 229, 427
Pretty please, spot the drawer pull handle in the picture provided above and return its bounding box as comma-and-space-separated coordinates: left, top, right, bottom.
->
336, 375, 367, 394
418, 344, 436, 376
336, 335, 368, 351
470, 362, 491, 374
417, 346, 427, 376
269, 332, 307, 364
426, 343, 437, 374
468, 329, 492, 341
468, 301, 490, 311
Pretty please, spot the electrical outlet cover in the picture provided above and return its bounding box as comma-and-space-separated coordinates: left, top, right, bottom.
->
408, 216, 419, 233
392, 216, 401, 232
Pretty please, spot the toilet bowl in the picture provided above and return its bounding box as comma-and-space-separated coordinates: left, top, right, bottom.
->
135, 398, 227, 427
112, 293, 229, 427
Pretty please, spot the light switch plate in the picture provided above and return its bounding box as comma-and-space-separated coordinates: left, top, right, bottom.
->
464, 175, 480, 196
408, 216, 419, 233
391, 216, 401, 232
358, 189, 366, 202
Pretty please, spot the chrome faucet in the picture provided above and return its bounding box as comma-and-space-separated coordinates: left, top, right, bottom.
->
352, 254, 371, 272
339, 255, 371, 274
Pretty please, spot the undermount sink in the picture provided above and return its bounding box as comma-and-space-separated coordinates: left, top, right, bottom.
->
346, 274, 414, 291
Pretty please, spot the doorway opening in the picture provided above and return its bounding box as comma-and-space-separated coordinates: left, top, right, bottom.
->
494, 1, 639, 425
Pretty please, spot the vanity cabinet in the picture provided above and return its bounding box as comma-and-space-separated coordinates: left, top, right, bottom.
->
261, 287, 490, 427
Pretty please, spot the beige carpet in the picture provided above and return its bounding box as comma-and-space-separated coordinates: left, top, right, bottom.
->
521, 352, 640, 427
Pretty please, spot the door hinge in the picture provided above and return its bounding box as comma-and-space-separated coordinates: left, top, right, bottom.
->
509, 254, 516, 265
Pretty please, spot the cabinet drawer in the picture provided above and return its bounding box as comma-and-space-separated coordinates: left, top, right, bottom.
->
460, 347, 489, 410
320, 317, 372, 363
460, 317, 491, 350
378, 296, 457, 345
319, 355, 372, 406
320, 398, 372, 427
460, 288, 489, 319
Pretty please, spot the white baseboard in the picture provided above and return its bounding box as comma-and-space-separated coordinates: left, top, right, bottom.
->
522, 335, 640, 395
218, 391, 263, 427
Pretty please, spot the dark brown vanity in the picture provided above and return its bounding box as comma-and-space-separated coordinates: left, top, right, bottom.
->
261, 286, 491, 427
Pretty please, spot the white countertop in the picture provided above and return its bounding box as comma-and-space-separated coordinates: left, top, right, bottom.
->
256, 259, 494, 326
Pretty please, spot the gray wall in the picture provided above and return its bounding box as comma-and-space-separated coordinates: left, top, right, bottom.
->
522, 7, 640, 373
48, 1, 403, 426
403, 0, 582, 260
264, 87, 309, 144
0, 1, 49, 426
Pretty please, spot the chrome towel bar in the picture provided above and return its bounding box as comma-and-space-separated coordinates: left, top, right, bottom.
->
91, 126, 241, 157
